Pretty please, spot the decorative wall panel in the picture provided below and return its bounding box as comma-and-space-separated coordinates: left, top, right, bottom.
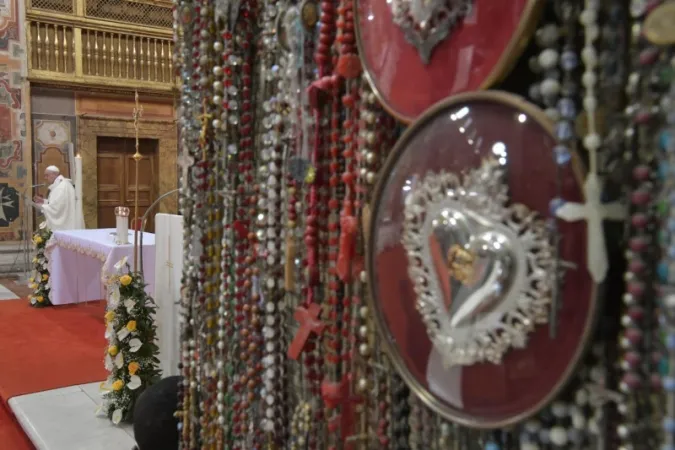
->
0, 0, 29, 241
31, 114, 76, 199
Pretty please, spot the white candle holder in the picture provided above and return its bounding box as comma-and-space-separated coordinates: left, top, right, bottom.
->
114, 206, 130, 245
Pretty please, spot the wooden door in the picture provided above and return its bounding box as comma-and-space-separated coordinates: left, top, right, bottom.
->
97, 137, 158, 232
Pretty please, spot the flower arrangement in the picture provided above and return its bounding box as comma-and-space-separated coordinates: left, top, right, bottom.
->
100, 256, 161, 425
29, 222, 52, 308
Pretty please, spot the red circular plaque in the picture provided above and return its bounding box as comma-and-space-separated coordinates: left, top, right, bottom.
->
366, 91, 597, 428
355, 0, 542, 123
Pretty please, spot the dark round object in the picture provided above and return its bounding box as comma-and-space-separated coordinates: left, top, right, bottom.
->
133, 376, 181, 450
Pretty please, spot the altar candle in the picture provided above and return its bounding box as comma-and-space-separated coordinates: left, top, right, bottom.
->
115, 207, 130, 245
75, 154, 83, 209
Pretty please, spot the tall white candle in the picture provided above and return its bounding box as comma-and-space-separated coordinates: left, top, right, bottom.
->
75, 155, 83, 211
115, 207, 130, 245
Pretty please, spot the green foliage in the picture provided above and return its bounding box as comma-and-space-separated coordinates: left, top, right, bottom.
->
100, 261, 162, 425
30, 226, 53, 308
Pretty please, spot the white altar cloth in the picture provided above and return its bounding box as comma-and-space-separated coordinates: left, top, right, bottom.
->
45, 229, 156, 306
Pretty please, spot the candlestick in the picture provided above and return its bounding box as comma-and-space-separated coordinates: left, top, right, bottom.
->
132, 91, 143, 271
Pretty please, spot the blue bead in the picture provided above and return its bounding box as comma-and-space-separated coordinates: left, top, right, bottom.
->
554, 145, 571, 165
664, 417, 675, 433
549, 198, 565, 216
660, 358, 670, 377
561, 51, 578, 71
484, 443, 500, 450
556, 121, 574, 140
669, 246, 675, 259
667, 334, 675, 351
557, 98, 576, 119
177, 422, 183, 431
661, 161, 671, 179
663, 376, 675, 392
659, 262, 670, 283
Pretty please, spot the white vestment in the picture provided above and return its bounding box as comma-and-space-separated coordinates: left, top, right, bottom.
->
39, 175, 85, 230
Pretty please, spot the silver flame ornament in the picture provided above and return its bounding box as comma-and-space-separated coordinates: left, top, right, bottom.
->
389, 0, 472, 64
402, 158, 555, 367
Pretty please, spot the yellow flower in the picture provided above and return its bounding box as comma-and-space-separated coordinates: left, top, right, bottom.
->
42, 274, 49, 281
29, 277, 34, 283
33, 236, 43, 245
112, 380, 124, 391
29, 283, 37, 290
126, 320, 137, 332
36, 296, 44, 303
108, 345, 119, 356
119, 274, 132, 286
128, 361, 140, 376
31, 257, 37, 263
104, 311, 115, 323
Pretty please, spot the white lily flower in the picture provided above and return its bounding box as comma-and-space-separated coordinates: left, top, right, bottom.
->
129, 338, 142, 352
95, 404, 108, 417
104, 354, 113, 371
128, 375, 142, 390
114, 257, 128, 273
117, 326, 130, 341
114, 352, 124, 369
109, 287, 121, 307
124, 298, 135, 313
111, 408, 124, 425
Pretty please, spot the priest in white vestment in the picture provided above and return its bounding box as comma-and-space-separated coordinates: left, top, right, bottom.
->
33, 166, 85, 230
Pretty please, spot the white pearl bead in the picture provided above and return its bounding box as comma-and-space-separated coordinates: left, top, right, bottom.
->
586, 24, 600, 41
574, 388, 589, 405
617, 424, 630, 439
538, 49, 559, 70
551, 402, 567, 418
582, 71, 597, 88
588, 418, 599, 434
521, 443, 540, 450
524, 420, 541, 433
583, 95, 597, 112
545, 108, 560, 121
581, 47, 597, 67
583, 133, 601, 151
572, 412, 586, 429
549, 426, 568, 446
579, 9, 597, 26
540, 79, 560, 97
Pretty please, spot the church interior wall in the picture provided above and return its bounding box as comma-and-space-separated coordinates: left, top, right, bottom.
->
0, 0, 31, 274
77, 113, 177, 229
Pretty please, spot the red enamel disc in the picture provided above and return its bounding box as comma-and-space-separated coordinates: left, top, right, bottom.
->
366, 92, 597, 428
356, 0, 542, 123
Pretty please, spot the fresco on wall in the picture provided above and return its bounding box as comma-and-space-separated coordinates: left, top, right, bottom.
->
0, 0, 27, 241
32, 115, 76, 184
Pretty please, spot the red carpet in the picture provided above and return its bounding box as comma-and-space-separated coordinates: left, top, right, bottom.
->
0, 299, 107, 449
0, 402, 34, 450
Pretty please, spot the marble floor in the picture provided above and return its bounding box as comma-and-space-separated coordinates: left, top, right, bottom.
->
8, 383, 137, 450
0, 282, 20, 300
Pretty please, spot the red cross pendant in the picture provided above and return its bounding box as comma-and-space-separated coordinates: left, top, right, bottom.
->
287, 303, 325, 360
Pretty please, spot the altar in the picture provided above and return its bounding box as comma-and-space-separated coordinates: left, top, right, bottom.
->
44, 229, 156, 306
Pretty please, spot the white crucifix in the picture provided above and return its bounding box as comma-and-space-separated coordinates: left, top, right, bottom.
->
555, 172, 626, 283
177, 151, 195, 187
